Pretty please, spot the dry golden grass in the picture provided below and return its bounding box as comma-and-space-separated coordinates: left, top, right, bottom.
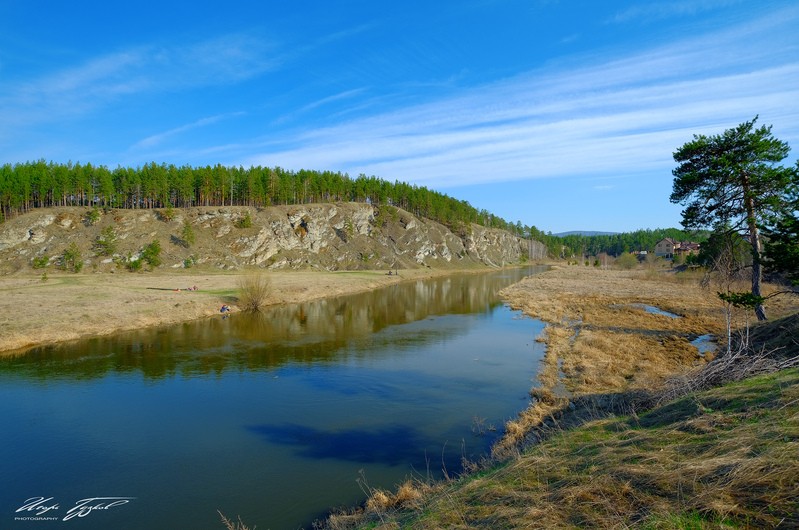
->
394, 481, 425, 507
362, 480, 431, 513
488, 265, 732, 456
317, 264, 799, 530
364, 490, 393, 514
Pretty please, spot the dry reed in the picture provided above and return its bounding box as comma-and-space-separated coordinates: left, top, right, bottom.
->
217, 510, 253, 530
236, 271, 271, 312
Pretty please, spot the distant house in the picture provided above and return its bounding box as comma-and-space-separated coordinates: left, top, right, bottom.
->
676, 242, 701, 257
655, 238, 677, 258
654, 238, 700, 259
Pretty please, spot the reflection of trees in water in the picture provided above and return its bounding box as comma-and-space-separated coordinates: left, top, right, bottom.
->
0, 267, 545, 380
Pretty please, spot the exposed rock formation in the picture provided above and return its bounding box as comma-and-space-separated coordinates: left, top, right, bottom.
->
0, 203, 547, 272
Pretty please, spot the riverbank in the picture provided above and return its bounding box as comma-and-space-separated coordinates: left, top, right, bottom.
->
0, 266, 486, 354
321, 265, 799, 529
494, 265, 727, 453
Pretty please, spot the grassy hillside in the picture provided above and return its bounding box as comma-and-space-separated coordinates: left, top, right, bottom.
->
336, 366, 798, 529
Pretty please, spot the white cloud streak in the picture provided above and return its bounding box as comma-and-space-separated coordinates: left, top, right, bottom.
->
271, 88, 370, 126
132, 112, 247, 150
609, 0, 745, 24
0, 33, 277, 128
241, 7, 799, 188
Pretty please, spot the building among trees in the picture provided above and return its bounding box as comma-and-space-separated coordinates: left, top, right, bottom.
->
654, 238, 700, 259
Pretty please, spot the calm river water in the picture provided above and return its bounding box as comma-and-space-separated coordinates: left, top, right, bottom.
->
0, 267, 546, 529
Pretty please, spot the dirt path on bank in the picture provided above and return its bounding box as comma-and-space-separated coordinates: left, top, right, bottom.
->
0, 267, 469, 354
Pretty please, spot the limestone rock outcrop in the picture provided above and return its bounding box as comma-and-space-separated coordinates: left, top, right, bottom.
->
0, 203, 547, 272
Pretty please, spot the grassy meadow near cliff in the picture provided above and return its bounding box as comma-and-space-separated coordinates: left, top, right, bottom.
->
318, 265, 799, 529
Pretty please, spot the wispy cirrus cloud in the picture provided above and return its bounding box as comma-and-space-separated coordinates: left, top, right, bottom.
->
0, 33, 278, 128
239, 7, 799, 188
297, 89, 369, 114
609, 0, 745, 24
132, 112, 247, 150
271, 88, 370, 125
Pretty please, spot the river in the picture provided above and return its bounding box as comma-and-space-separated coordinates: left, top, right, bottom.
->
0, 266, 546, 529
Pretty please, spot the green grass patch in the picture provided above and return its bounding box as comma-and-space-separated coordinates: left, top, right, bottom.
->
334, 270, 384, 276
203, 288, 238, 297
640, 510, 742, 529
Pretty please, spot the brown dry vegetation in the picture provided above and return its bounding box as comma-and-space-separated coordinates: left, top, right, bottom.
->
236, 270, 272, 312
494, 265, 728, 455
320, 264, 799, 529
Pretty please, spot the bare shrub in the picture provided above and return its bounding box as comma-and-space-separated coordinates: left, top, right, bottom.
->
217, 510, 253, 530
237, 271, 271, 312
659, 344, 799, 405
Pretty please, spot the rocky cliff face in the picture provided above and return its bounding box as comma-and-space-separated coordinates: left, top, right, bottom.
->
0, 203, 546, 273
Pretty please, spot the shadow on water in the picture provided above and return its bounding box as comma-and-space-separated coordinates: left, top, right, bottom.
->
247, 423, 432, 465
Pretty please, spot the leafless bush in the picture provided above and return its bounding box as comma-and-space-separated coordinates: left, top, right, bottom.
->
237, 271, 271, 312
659, 343, 799, 406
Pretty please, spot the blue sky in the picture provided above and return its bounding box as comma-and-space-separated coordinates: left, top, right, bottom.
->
1, 1, 797, 233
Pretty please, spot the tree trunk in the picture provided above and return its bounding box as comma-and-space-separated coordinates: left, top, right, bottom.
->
749, 223, 766, 321
742, 173, 767, 321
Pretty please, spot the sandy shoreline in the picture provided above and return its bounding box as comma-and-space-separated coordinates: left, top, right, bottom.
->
0, 267, 484, 355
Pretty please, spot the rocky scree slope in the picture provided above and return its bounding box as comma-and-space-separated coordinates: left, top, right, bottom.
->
0, 203, 546, 273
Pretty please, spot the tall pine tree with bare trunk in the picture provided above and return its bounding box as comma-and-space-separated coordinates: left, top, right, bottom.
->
671, 116, 798, 321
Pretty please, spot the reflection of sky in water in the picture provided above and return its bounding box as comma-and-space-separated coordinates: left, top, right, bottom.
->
691, 334, 717, 355
628, 303, 681, 319
0, 267, 547, 530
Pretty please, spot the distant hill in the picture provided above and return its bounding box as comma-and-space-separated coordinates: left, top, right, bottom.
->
553, 231, 620, 237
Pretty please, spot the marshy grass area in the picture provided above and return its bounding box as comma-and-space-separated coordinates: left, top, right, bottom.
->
494, 266, 730, 455
318, 265, 799, 529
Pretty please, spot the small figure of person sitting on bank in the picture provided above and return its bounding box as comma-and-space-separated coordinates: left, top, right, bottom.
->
220, 304, 231, 313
